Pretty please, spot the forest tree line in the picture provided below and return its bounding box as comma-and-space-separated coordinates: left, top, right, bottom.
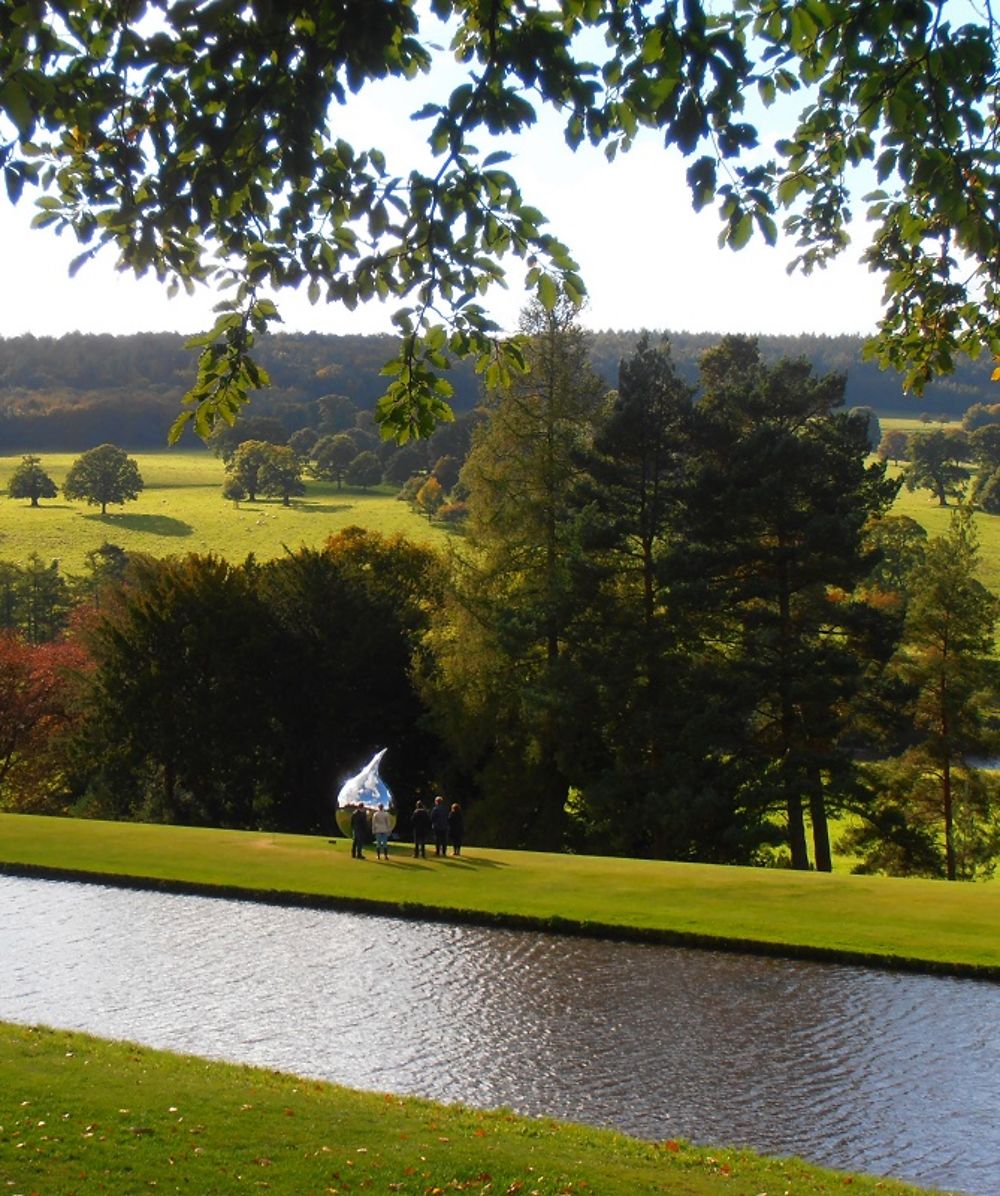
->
0, 328, 996, 452
2, 314, 999, 882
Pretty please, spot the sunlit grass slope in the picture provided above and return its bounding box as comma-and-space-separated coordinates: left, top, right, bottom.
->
0, 451, 446, 574
0, 1023, 938, 1196
2, 814, 999, 975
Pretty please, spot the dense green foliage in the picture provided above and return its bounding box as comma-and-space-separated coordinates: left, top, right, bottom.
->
1, 3, 998, 437
1, 326, 998, 877
0, 330, 995, 452
70, 530, 445, 834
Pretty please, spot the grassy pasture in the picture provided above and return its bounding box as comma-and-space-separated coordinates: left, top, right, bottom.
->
0, 450, 447, 575
3, 813, 999, 974
0, 1022, 936, 1196
4, 440, 1000, 591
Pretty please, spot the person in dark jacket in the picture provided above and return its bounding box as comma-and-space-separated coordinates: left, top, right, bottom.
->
430, 795, 449, 856
411, 800, 431, 858
447, 802, 464, 856
350, 803, 368, 859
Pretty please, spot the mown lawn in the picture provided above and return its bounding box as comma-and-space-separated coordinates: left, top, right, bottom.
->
3, 814, 999, 975
0, 450, 447, 574
0, 1022, 939, 1196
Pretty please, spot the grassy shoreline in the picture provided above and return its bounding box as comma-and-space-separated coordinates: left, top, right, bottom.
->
0, 815, 968, 1194
3, 813, 1000, 978
0, 1023, 942, 1196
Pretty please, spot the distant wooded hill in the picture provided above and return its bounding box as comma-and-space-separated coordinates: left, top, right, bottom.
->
0, 329, 993, 449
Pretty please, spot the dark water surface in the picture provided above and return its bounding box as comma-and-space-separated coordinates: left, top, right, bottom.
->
1, 874, 997, 1195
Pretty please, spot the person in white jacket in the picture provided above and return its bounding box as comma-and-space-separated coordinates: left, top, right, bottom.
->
372, 803, 392, 860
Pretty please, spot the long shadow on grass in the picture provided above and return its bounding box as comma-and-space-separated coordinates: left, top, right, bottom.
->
291, 500, 356, 515
86, 513, 193, 536
385, 854, 507, 870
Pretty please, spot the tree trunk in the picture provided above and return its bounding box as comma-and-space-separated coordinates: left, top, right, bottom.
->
943, 755, 956, 881
808, 774, 832, 872
787, 790, 810, 870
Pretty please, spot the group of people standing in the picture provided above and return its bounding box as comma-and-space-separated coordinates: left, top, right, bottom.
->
349, 795, 464, 860
411, 795, 464, 858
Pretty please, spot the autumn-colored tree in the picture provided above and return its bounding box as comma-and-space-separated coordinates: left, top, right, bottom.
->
0, 631, 89, 813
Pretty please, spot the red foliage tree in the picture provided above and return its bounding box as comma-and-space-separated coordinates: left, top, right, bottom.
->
0, 630, 90, 812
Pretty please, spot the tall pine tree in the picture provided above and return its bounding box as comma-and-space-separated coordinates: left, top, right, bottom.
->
435, 299, 606, 849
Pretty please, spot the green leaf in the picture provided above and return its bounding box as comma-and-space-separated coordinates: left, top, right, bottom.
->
537, 272, 558, 310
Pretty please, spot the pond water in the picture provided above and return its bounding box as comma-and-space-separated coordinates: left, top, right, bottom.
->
1, 873, 997, 1195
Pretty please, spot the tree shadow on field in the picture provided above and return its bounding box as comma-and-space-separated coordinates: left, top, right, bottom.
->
86, 513, 193, 537
294, 500, 356, 516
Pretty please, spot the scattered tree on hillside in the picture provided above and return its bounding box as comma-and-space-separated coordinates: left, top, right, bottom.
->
258, 445, 306, 506
968, 425, 1000, 513
62, 444, 143, 515
316, 394, 360, 434
414, 475, 445, 517
905, 430, 970, 506
222, 475, 248, 508
963, 403, 1000, 432
225, 440, 274, 503
7, 455, 58, 507
969, 424, 1000, 472
877, 429, 909, 463
3, 3, 998, 439
848, 407, 882, 452
210, 417, 288, 462
288, 427, 320, 457
345, 451, 383, 490
430, 455, 462, 495
311, 433, 358, 490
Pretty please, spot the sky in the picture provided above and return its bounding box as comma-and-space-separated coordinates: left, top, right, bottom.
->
0, 37, 889, 344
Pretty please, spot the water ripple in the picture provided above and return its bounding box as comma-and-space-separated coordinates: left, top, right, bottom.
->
1, 874, 997, 1195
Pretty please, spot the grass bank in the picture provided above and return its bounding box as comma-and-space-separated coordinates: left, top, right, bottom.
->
3, 814, 1000, 978
0, 1022, 940, 1196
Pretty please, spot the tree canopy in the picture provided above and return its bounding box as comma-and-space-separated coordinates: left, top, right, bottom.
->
7, 455, 57, 507
2, 1, 998, 440
62, 443, 144, 514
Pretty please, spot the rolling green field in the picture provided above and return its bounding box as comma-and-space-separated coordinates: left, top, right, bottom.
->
5, 438, 1000, 592
3, 813, 999, 975
0, 1022, 937, 1196
0, 451, 448, 575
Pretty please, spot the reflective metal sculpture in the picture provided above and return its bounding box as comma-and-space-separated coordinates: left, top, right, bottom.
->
334, 748, 396, 837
